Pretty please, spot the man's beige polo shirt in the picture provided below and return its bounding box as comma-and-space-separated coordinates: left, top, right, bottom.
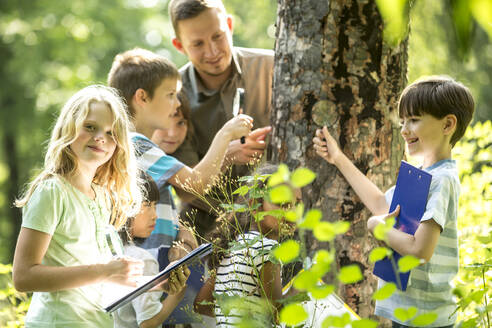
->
173, 47, 274, 167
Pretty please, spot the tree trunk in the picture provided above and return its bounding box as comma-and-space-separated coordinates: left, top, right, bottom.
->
268, 0, 407, 323
3, 133, 22, 263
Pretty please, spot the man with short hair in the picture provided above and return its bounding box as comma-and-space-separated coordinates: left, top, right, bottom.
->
166, 0, 274, 239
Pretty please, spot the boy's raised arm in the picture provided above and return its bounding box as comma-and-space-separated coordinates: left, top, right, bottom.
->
169, 114, 253, 195
313, 126, 389, 215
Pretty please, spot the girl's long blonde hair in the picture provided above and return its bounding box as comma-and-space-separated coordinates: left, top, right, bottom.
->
15, 85, 141, 229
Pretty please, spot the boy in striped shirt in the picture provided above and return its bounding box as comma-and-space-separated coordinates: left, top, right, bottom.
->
313, 76, 474, 327
107, 48, 253, 262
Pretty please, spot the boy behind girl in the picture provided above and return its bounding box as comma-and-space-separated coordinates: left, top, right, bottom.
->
313, 76, 474, 327
107, 48, 253, 262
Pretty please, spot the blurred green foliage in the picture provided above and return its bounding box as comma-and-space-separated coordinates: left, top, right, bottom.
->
408, 0, 492, 123
453, 121, 491, 328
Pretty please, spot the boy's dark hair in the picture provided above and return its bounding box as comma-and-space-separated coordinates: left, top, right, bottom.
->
168, 0, 226, 38
398, 76, 475, 146
119, 170, 160, 245
107, 48, 179, 118
208, 163, 279, 269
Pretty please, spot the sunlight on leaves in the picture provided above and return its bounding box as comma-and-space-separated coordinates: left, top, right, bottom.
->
298, 209, 322, 229
373, 217, 396, 241
372, 282, 396, 300
268, 164, 290, 187
290, 167, 316, 188
232, 185, 249, 196
313, 221, 335, 241
375, 0, 409, 45
273, 240, 300, 264
351, 318, 379, 328
309, 284, 334, 299
470, 0, 492, 37
269, 184, 293, 204
369, 247, 392, 263
322, 313, 351, 328
333, 221, 350, 234
338, 265, 363, 284
411, 312, 438, 326
398, 255, 421, 273
393, 306, 418, 322
279, 303, 308, 326
293, 270, 318, 291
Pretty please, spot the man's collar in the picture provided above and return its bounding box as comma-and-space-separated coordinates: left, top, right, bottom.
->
188, 47, 242, 97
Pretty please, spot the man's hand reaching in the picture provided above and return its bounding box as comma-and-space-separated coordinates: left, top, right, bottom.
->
225, 126, 272, 165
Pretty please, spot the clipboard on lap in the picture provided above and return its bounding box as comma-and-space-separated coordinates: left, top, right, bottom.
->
104, 243, 212, 313
373, 161, 432, 291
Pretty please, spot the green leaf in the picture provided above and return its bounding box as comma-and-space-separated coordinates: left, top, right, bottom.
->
268, 164, 290, 187
220, 203, 248, 213
398, 255, 421, 273
333, 221, 350, 234
393, 306, 418, 322
232, 185, 249, 196
411, 312, 438, 326
470, 0, 492, 38
369, 247, 392, 263
290, 167, 316, 188
299, 209, 322, 229
284, 203, 304, 222
309, 284, 334, 299
322, 313, 351, 328
372, 282, 396, 300
338, 265, 363, 284
273, 240, 300, 264
373, 216, 396, 241
293, 270, 318, 291
279, 303, 308, 326
313, 221, 335, 241
269, 184, 293, 204
351, 318, 379, 328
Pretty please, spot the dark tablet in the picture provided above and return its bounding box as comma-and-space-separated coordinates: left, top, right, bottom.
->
104, 243, 212, 313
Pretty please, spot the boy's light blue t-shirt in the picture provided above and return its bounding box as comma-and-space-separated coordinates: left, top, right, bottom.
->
131, 132, 185, 254
21, 177, 114, 328
375, 159, 460, 327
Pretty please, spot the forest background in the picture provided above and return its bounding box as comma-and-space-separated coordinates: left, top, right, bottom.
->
0, 0, 490, 326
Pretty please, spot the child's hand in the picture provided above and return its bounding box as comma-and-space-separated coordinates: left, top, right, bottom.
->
312, 126, 341, 164
225, 126, 272, 165
155, 265, 190, 295
104, 257, 144, 287
367, 205, 400, 233
221, 114, 253, 141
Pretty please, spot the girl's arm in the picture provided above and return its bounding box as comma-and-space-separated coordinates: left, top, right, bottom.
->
259, 261, 282, 316
367, 206, 441, 262
169, 114, 253, 195
313, 126, 389, 215
193, 277, 216, 317
13, 227, 143, 292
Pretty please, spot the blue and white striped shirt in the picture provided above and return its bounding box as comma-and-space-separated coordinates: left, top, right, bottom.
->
131, 132, 184, 252
214, 231, 278, 327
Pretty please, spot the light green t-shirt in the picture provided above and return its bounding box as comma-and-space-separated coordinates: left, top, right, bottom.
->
22, 176, 114, 327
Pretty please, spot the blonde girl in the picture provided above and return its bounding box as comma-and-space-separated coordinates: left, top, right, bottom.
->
13, 85, 144, 327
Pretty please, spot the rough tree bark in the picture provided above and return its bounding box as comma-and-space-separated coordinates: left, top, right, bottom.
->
268, 0, 408, 323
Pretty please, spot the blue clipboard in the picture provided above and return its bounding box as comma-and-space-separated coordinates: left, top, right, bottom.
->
373, 161, 432, 291
104, 243, 212, 313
